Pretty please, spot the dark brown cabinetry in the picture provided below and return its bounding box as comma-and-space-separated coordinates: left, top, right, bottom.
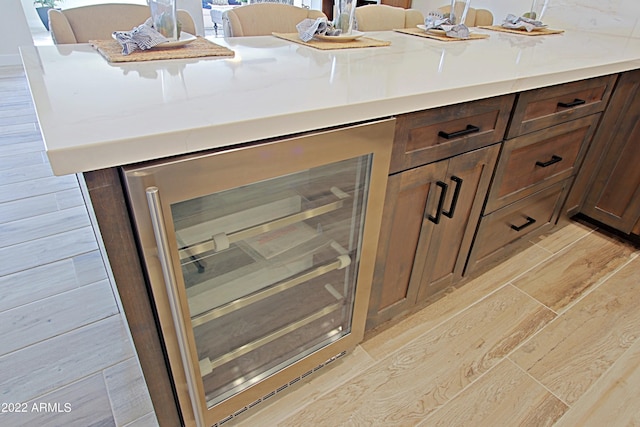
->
465, 76, 616, 276
506, 75, 616, 139
390, 95, 514, 174
365, 96, 513, 330
367, 145, 498, 329
578, 70, 640, 235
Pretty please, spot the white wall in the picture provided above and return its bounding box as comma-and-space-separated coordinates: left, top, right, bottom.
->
411, 0, 640, 37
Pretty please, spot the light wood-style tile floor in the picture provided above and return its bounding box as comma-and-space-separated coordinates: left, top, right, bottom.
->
231, 221, 640, 426
0, 66, 158, 426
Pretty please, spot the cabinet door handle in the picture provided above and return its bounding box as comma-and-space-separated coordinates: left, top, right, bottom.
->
536, 155, 563, 167
442, 175, 463, 219
146, 187, 207, 427
438, 124, 480, 139
511, 216, 537, 231
557, 98, 586, 108
427, 181, 448, 224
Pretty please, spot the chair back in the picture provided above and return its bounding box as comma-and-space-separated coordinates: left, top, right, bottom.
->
354, 4, 424, 31
250, 0, 294, 3
222, 3, 326, 37
49, 3, 197, 44
437, 2, 493, 26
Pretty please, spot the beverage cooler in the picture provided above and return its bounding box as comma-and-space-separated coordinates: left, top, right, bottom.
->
122, 119, 394, 426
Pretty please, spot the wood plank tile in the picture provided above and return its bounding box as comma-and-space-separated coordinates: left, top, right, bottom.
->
0, 131, 42, 147
0, 315, 134, 403
0, 280, 117, 357
420, 359, 567, 426
72, 250, 109, 287
279, 286, 555, 426
0, 95, 33, 108
56, 187, 85, 210
0, 123, 36, 136
531, 219, 597, 254
0, 162, 53, 185
0, 174, 78, 204
0, 373, 115, 427
509, 257, 640, 405
0, 226, 99, 276
362, 244, 551, 361
511, 230, 637, 313
0, 151, 45, 171
0, 102, 33, 113
0, 188, 84, 224
0, 205, 90, 248
0, 107, 37, 126
554, 338, 640, 426
0, 249, 106, 314
0, 193, 59, 224
104, 357, 155, 426
123, 412, 160, 427
0, 258, 77, 313
0, 139, 44, 156
234, 346, 375, 426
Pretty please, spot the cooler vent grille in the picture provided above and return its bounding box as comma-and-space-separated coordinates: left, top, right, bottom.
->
212, 350, 347, 427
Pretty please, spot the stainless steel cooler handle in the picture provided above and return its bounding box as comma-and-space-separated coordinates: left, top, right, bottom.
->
146, 186, 205, 427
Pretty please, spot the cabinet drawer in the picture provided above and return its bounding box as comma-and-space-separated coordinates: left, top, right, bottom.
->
466, 180, 569, 275
390, 94, 515, 173
486, 114, 599, 213
507, 74, 617, 139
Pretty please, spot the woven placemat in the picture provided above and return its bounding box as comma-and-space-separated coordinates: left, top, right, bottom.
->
90, 37, 235, 63
394, 28, 490, 41
272, 32, 391, 50
479, 25, 565, 36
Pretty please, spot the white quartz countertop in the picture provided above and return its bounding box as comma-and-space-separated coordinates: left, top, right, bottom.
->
20, 29, 640, 175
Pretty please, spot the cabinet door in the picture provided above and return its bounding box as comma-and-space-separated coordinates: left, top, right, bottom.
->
581, 70, 640, 234
415, 144, 500, 302
366, 145, 499, 330
366, 161, 447, 329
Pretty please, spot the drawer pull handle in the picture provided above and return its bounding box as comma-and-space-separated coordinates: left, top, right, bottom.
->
438, 125, 480, 139
511, 216, 537, 232
557, 98, 586, 108
427, 181, 448, 225
536, 155, 563, 168
443, 176, 463, 219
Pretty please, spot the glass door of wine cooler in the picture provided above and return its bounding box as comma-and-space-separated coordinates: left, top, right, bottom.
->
122, 119, 394, 426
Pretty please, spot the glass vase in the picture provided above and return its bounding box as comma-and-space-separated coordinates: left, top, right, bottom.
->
448, 0, 472, 26
149, 0, 178, 41
333, 0, 357, 34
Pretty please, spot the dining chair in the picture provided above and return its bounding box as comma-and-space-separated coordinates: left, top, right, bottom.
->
222, 3, 326, 37
49, 3, 197, 44
354, 4, 424, 31
437, 2, 494, 26
177, 0, 206, 35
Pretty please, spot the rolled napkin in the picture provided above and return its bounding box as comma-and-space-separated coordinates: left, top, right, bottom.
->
296, 17, 342, 42
502, 14, 547, 32
113, 18, 169, 55
423, 11, 470, 39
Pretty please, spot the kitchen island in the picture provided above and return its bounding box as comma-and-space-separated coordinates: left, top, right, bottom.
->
21, 29, 640, 176
20, 29, 640, 427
